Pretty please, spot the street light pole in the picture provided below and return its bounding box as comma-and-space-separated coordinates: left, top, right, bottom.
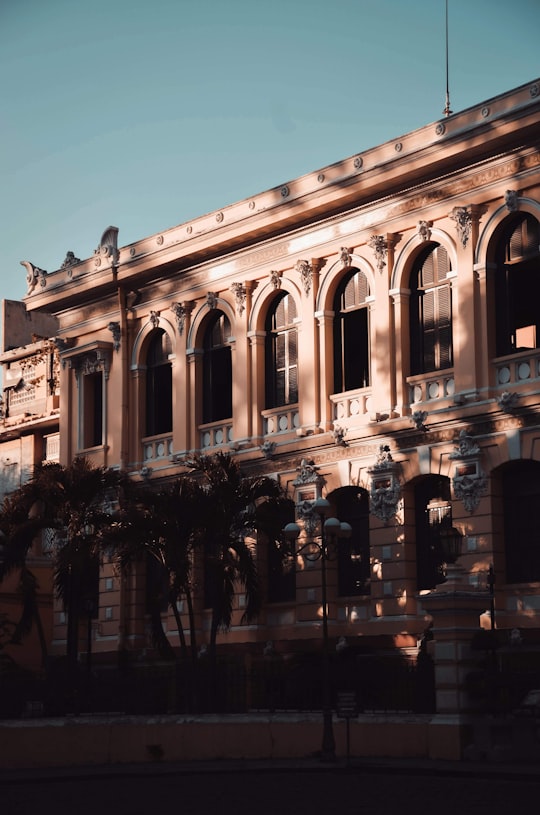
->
284, 497, 352, 762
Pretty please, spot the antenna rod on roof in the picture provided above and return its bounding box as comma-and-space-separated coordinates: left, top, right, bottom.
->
443, 0, 453, 117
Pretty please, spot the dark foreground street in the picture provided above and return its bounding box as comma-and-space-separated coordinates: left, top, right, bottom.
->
3, 761, 540, 815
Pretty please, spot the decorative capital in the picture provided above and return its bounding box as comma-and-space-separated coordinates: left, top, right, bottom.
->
295, 259, 313, 296
231, 282, 247, 315
450, 206, 472, 248
368, 235, 388, 272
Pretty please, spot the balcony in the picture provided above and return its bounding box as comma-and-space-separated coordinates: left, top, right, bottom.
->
407, 370, 455, 406
494, 348, 540, 390
142, 434, 173, 462
261, 404, 300, 436
330, 387, 372, 426
199, 419, 233, 450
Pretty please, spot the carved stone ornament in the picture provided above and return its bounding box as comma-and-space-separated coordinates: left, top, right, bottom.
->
21, 261, 48, 294
231, 282, 247, 315
332, 425, 347, 446
293, 459, 325, 536
497, 390, 519, 412
295, 259, 313, 296
60, 251, 81, 278
410, 410, 429, 432
171, 301, 192, 336
270, 270, 282, 290
417, 221, 432, 241
368, 445, 401, 523
94, 226, 119, 265
368, 235, 388, 273
70, 348, 111, 381
504, 190, 519, 212
149, 311, 160, 329
206, 292, 218, 310
450, 206, 472, 248
260, 440, 275, 459
340, 247, 353, 267
108, 321, 121, 351
449, 430, 487, 513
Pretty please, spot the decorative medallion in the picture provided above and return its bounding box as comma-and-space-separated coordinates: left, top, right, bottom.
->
281, 185, 289, 198
353, 156, 363, 169
216, 212, 224, 223
435, 122, 445, 136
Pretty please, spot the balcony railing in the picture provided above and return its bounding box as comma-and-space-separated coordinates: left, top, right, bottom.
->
330, 388, 372, 425
142, 434, 173, 462
261, 404, 300, 436
43, 433, 60, 462
199, 420, 233, 450
407, 370, 455, 406
494, 348, 540, 388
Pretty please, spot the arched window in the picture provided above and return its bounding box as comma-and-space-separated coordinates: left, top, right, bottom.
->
410, 245, 453, 375
333, 269, 370, 393
265, 293, 298, 408
415, 475, 452, 591
331, 487, 370, 596
267, 499, 296, 603
145, 329, 172, 437
503, 461, 540, 583
203, 311, 232, 423
494, 214, 540, 356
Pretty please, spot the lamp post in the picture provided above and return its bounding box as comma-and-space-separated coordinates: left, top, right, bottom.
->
283, 497, 352, 762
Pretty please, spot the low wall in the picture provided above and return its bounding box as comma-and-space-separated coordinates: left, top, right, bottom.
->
0, 713, 468, 769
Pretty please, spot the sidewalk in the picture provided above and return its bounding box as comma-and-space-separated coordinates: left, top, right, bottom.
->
1, 755, 539, 784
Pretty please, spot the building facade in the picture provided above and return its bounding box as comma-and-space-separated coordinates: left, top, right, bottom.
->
0, 300, 59, 670
19, 80, 540, 671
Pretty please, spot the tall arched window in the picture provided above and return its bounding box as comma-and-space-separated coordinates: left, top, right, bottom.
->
203, 311, 232, 423
503, 461, 540, 583
145, 329, 172, 436
331, 486, 370, 596
265, 293, 298, 408
410, 244, 453, 375
494, 214, 540, 356
333, 269, 370, 393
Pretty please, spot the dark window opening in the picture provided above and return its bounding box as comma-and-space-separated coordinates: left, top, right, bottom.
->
415, 476, 452, 591
495, 215, 540, 356
333, 270, 370, 393
83, 372, 103, 448
145, 329, 173, 436
268, 500, 296, 603
265, 293, 298, 408
203, 312, 232, 423
410, 245, 453, 375
503, 461, 540, 584
332, 486, 371, 596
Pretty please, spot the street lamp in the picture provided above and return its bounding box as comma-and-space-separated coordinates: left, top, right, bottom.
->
283, 497, 352, 762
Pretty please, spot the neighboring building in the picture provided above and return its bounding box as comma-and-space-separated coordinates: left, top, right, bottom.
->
19, 79, 540, 674
0, 300, 59, 670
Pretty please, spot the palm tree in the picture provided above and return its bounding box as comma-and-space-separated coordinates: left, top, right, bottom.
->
0, 458, 121, 669
184, 452, 288, 657
106, 474, 204, 663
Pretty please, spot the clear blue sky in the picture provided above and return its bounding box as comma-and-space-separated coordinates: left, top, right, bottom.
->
1, 0, 539, 308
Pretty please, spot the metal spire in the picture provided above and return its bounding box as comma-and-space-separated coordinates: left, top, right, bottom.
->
443, 0, 453, 117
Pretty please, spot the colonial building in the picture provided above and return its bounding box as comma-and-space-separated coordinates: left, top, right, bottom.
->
0, 300, 59, 670
18, 79, 540, 678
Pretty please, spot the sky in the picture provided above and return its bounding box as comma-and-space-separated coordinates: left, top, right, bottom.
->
1, 0, 539, 310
